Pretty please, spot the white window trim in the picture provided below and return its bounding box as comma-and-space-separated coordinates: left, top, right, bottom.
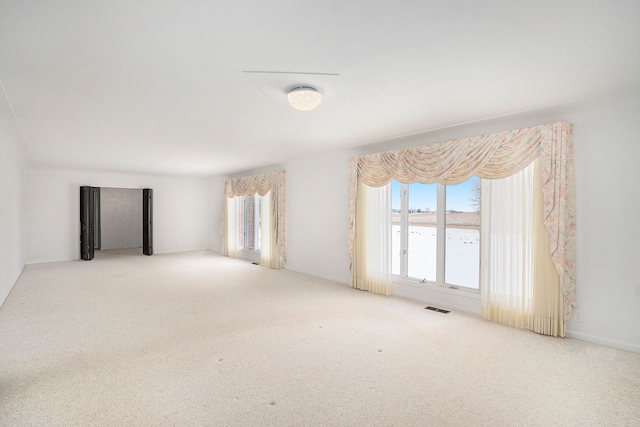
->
239, 193, 261, 264
239, 248, 261, 264
394, 182, 480, 294
392, 275, 480, 298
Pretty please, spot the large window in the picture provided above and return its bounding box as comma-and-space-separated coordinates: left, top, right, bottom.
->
237, 194, 261, 252
391, 177, 480, 289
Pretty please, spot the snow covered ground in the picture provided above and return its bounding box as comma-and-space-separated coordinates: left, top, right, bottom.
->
392, 225, 480, 289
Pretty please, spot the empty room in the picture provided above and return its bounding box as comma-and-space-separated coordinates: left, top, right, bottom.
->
1, 1, 639, 425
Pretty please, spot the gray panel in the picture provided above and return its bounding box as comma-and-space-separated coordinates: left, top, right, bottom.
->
100, 188, 143, 250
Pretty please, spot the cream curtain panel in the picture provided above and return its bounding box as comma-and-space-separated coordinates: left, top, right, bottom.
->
348, 122, 576, 321
352, 179, 392, 295
481, 159, 564, 336
530, 159, 565, 336
222, 196, 240, 258
221, 170, 286, 268
260, 191, 281, 269
480, 161, 536, 329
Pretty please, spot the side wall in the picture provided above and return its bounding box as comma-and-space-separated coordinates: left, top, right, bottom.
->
0, 86, 29, 307
285, 150, 352, 283
0, 147, 25, 307
25, 168, 212, 263
271, 90, 640, 352
209, 176, 224, 253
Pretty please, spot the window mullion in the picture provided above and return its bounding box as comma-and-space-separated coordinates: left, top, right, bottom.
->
400, 184, 408, 278
254, 194, 260, 251
244, 196, 249, 248
436, 184, 446, 286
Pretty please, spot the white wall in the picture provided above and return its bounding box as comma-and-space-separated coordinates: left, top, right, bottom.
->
25, 168, 212, 263
570, 105, 640, 352
284, 150, 352, 284
209, 176, 223, 253
100, 187, 142, 250
0, 147, 25, 307
0, 86, 29, 307
265, 89, 640, 352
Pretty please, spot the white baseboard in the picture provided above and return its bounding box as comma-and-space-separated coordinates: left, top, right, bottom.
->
392, 288, 482, 316
0, 265, 25, 309
0, 286, 11, 309
392, 281, 482, 316
281, 267, 482, 315
566, 330, 640, 354
281, 266, 350, 287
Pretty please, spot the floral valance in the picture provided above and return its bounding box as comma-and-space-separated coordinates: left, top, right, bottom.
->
348, 122, 576, 320
221, 170, 286, 262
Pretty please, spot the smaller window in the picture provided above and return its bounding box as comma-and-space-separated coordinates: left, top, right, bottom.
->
239, 194, 261, 251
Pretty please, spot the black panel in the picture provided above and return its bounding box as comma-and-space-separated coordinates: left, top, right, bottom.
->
143, 188, 153, 255
92, 187, 101, 250
80, 186, 95, 260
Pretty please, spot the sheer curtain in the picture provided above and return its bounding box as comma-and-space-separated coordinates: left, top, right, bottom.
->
352, 179, 392, 295
481, 158, 564, 335
260, 191, 280, 269
222, 196, 240, 258
481, 161, 535, 328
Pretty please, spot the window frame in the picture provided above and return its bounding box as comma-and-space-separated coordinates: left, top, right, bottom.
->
393, 181, 480, 293
239, 193, 261, 263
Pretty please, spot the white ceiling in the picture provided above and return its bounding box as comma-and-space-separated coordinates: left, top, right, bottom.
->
1, 1, 639, 177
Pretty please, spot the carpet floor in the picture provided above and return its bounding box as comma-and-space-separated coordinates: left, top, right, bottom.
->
1, 249, 639, 426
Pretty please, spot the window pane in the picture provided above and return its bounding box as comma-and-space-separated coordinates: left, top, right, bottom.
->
245, 195, 257, 250
407, 182, 437, 281
391, 181, 401, 275
236, 194, 262, 251
445, 176, 480, 289
256, 194, 261, 251
237, 197, 245, 248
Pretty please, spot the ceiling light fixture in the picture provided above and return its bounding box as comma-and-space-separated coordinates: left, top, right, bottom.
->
287, 87, 321, 112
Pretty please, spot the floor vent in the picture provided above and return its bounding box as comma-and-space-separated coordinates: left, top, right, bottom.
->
425, 306, 450, 314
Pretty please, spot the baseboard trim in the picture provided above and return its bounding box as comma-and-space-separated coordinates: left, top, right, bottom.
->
281, 267, 482, 315
565, 330, 640, 354
281, 266, 350, 287
392, 287, 482, 317
0, 286, 11, 309
0, 264, 25, 309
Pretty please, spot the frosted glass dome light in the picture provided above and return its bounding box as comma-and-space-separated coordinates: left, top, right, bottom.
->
287, 87, 321, 112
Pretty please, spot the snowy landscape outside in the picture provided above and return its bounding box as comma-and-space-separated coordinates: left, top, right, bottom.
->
392, 179, 480, 289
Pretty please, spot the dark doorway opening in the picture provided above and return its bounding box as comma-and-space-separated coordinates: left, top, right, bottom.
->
80, 186, 153, 260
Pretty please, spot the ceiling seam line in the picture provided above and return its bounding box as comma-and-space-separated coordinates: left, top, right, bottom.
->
0, 80, 35, 164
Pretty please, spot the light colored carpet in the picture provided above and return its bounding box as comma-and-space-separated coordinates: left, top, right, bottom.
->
1, 249, 639, 426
